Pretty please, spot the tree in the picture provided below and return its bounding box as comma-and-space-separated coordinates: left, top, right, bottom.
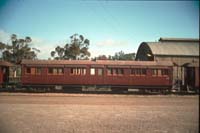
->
51, 33, 90, 60
0, 34, 40, 64
112, 51, 135, 60
93, 51, 135, 61
94, 55, 107, 60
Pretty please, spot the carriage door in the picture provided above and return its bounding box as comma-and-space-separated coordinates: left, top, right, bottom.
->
184, 67, 195, 90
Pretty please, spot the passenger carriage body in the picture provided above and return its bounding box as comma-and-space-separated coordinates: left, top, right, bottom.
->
21, 60, 173, 91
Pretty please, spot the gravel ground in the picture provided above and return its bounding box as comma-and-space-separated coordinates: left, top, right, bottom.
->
0, 93, 199, 133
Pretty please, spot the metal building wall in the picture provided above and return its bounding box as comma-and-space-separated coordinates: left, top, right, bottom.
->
154, 56, 199, 90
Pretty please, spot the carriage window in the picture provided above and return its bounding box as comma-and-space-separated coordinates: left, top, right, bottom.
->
90, 68, 95, 75
36, 68, 42, 75
112, 69, 117, 75
161, 69, 169, 76
70, 68, 86, 75
152, 69, 158, 76
2, 68, 6, 73
152, 69, 162, 76
136, 69, 140, 75
48, 68, 53, 74
158, 70, 161, 76
141, 69, 146, 75
118, 68, 124, 75
53, 68, 57, 74
26, 67, 35, 75
98, 68, 103, 76
77, 68, 81, 75
107, 68, 124, 76
26, 67, 31, 74
83, 68, 86, 75
58, 68, 64, 75
107, 68, 112, 75
131, 69, 135, 75
70, 68, 74, 75
26, 67, 41, 75
48, 68, 64, 75
131, 68, 146, 75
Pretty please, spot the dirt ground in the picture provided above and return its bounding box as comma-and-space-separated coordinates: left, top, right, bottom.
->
0, 93, 199, 133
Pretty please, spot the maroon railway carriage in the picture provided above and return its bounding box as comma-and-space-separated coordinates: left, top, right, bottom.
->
0, 61, 13, 86
21, 59, 173, 92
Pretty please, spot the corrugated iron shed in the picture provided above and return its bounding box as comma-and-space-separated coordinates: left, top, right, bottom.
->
136, 38, 199, 60
159, 38, 199, 42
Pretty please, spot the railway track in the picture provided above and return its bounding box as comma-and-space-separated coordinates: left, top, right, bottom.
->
0, 88, 198, 95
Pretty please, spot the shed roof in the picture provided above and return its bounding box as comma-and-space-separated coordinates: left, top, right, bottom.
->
159, 38, 199, 42
136, 40, 199, 57
21, 59, 173, 67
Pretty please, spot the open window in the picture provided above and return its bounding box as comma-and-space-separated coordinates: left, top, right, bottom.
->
90, 68, 95, 75
97, 68, 103, 76
118, 68, 124, 75
70, 68, 86, 75
131, 68, 146, 76
152, 69, 162, 76
26, 67, 42, 75
107, 68, 124, 76
48, 68, 64, 75
161, 69, 169, 76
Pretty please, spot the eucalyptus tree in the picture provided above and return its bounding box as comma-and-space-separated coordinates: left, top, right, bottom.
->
0, 34, 40, 64
51, 34, 90, 60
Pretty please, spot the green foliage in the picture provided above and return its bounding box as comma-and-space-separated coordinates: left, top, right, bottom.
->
94, 51, 135, 61
0, 34, 40, 64
94, 55, 107, 60
51, 34, 90, 60
112, 51, 135, 60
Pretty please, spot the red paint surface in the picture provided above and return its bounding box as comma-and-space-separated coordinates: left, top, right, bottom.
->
21, 64, 173, 87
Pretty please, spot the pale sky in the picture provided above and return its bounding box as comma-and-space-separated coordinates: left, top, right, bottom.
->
0, 0, 199, 59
